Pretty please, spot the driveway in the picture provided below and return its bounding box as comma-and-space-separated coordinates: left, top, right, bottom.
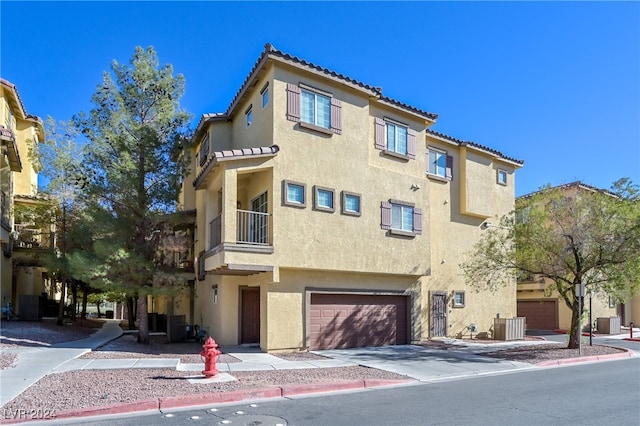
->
314, 344, 535, 382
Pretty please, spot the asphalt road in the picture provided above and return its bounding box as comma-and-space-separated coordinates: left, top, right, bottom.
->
51, 357, 639, 426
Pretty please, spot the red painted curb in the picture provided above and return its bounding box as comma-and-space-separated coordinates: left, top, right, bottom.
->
623, 337, 640, 342
281, 380, 364, 396
158, 387, 282, 410
364, 378, 414, 388
536, 347, 633, 367
54, 398, 159, 420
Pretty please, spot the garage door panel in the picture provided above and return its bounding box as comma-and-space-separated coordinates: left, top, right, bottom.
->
310, 293, 408, 350
517, 300, 558, 330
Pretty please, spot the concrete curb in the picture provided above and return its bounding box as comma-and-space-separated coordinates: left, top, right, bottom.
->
11, 379, 415, 423
535, 346, 635, 367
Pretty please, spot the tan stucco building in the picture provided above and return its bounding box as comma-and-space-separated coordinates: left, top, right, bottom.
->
180, 44, 524, 351
1, 78, 48, 316
516, 182, 630, 331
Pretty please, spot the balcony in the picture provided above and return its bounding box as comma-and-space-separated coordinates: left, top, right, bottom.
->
210, 209, 272, 249
204, 209, 273, 276
1, 191, 9, 231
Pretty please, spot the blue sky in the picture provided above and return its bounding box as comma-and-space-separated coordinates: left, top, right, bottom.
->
2, 1, 638, 196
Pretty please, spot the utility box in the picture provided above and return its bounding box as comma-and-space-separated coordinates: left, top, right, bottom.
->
167, 314, 186, 342
494, 317, 526, 341
19, 295, 43, 321
597, 317, 621, 335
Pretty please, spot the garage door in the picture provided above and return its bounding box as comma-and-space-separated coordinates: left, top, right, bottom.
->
517, 300, 558, 330
309, 293, 408, 350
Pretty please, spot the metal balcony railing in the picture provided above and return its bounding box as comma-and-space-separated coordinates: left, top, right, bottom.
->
209, 210, 271, 249
236, 209, 270, 246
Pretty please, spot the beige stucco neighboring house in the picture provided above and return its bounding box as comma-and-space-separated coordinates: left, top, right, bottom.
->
180, 44, 524, 352
1, 78, 50, 318
516, 182, 627, 331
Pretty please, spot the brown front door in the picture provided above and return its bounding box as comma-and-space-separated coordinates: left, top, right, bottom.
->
241, 288, 260, 344
430, 292, 448, 337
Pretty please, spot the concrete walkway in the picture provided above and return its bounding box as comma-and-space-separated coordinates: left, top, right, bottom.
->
2, 320, 637, 409
0, 320, 123, 407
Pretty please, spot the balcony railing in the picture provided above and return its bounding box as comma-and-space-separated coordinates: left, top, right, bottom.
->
209, 210, 271, 249
13, 224, 54, 249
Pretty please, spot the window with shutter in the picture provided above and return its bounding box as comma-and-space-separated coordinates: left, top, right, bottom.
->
374, 117, 415, 160
198, 133, 210, 167
428, 147, 453, 181
381, 200, 421, 236
287, 83, 341, 135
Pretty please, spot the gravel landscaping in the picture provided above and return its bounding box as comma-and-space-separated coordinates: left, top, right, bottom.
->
0, 320, 630, 414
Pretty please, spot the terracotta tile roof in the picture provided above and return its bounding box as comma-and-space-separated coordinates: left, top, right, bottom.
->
193, 44, 439, 143
517, 181, 617, 199
193, 145, 280, 189
0, 78, 43, 125
426, 129, 524, 166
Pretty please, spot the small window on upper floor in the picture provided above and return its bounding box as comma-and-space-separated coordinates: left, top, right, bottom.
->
313, 186, 335, 213
261, 83, 269, 109
198, 133, 210, 167
341, 191, 361, 217
283, 180, 306, 208
427, 147, 453, 180
374, 118, 416, 160
246, 105, 253, 127
286, 83, 342, 135
497, 169, 507, 186
381, 200, 422, 237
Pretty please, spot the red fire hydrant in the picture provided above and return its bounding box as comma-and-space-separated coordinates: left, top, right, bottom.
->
200, 336, 221, 378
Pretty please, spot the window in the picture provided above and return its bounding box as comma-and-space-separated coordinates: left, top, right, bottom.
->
341, 191, 361, 216
386, 122, 408, 155
283, 180, 306, 208
261, 84, 269, 108
198, 133, 210, 167
374, 118, 416, 159
427, 147, 453, 180
286, 83, 342, 134
453, 291, 465, 308
313, 186, 335, 212
246, 105, 253, 127
609, 296, 616, 308
212, 285, 218, 304
381, 200, 422, 236
301, 89, 330, 128
497, 169, 507, 185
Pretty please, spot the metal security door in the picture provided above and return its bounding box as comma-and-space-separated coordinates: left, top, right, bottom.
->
430, 292, 448, 337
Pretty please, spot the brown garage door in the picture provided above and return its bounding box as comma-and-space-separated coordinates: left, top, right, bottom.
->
517, 300, 558, 330
309, 293, 408, 350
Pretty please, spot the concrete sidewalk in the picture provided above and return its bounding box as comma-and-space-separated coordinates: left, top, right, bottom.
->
0, 320, 123, 407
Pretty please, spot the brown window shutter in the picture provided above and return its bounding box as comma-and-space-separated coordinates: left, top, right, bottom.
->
407, 129, 416, 159
381, 201, 392, 230
287, 83, 301, 122
330, 98, 342, 134
446, 155, 454, 180
413, 208, 422, 235
374, 118, 385, 150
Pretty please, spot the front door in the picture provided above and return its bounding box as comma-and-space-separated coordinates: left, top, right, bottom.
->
241, 288, 260, 344
430, 292, 448, 337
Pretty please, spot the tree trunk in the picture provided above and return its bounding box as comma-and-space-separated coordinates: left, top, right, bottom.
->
70, 283, 78, 321
81, 289, 88, 320
137, 296, 149, 345
96, 301, 101, 318
568, 300, 581, 349
56, 280, 66, 326
126, 296, 136, 330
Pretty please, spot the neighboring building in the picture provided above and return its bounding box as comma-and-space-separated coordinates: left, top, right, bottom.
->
1, 78, 48, 317
515, 181, 629, 331
181, 44, 523, 351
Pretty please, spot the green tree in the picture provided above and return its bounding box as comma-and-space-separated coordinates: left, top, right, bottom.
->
461, 179, 640, 349
30, 117, 90, 325
72, 46, 192, 344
